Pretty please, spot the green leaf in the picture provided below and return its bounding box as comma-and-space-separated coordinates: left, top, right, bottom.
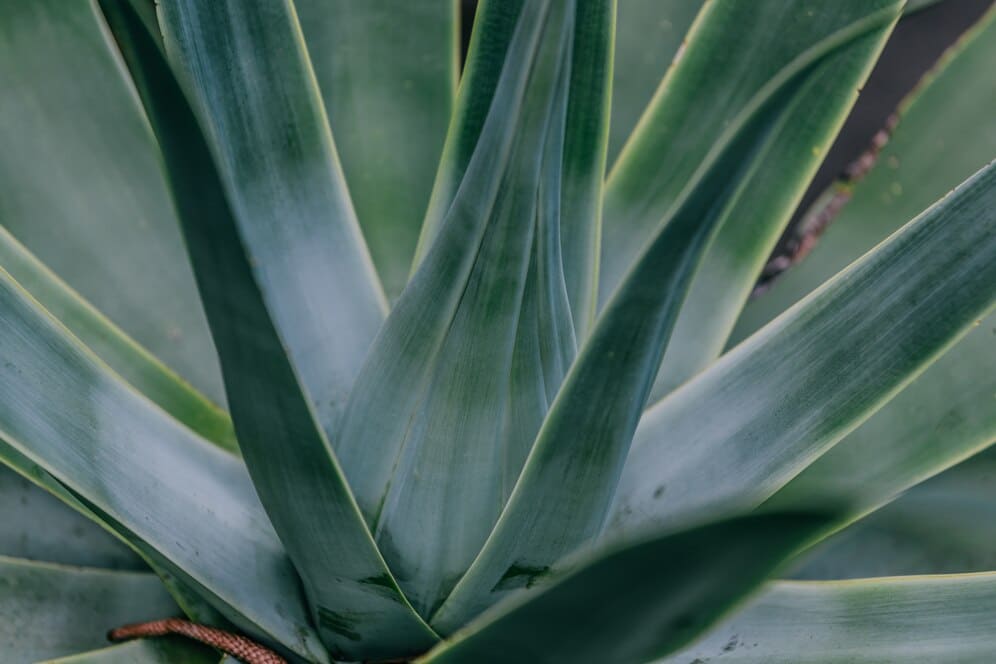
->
0, 265, 326, 659
794, 454, 996, 579
432, 5, 903, 632
42, 640, 217, 664
607, 0, 703, 165
99, 1, 435, 658
731, 5, 996, 531
338, 0, 611, 617
413, 0, 609, 339
0, 0, 223, 405
0, 464, 142, 570
421, 513, 828, 664
0, 556, 180, 662
602, 0, 901, 403
665, 573, 996, 663
296, 0, 458, 300
158, 0, 387, 437
0, 226, 235, 451
609, 158, 996, 540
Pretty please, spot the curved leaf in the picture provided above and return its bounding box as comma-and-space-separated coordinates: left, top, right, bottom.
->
0, 0, 223, 404
421, 513, 828, 664
434, 5, 903, 631
338, 0, 611, 616
732, 6, 996, 530
296, 0, 458, 299
0, 227, 235, 450
602, 0, 901, 402
609, 158, 996, 540
0, 556, 180, 663
0, 265, 326, 660
794, 454, 996, 580
100, 1, 435, 658
666, 573, 996, 663
0, 464, 142, 570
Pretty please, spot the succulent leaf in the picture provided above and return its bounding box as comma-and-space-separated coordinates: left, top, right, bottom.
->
100, 0, 437, 658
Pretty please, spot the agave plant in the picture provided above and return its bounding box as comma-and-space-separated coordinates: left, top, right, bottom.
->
1, 0, 995, 661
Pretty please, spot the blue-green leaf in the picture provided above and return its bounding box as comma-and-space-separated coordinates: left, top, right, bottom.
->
421, 513, 828, 664
609, 159, 996, 541
0, 0, 223, 405
0, 464, 141, 570
602, 0, 901, 403
0, 262, 326, 657
338, 0, 612, 617
666, 573, 996, 663
100, 0, 435, 658
432, 4, 903, 631
0, 556, 182, 663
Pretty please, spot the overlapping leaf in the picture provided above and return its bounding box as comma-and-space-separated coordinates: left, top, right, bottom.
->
666, 573, 996, 662
0, 0, 223, 404
795, 454, 996, 579
0, 227, 235, 450
602, 0, 902, 402
337, 0, 612, 617
421, 513, 828, 664
609, 158, 996, 541
0, 266, 327, 658
433, 2, 904, 631
732, 5, 996, 551
0, 464, 141, 570
0, 556, 183, 662
102, 0, 434, 658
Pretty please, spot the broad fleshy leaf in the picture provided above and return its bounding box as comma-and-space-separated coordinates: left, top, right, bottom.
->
296, 0, 458, 299
666, 573, 996, 662
413, 0, 610, 340
794, 454, 996, 579
421, 513, 828, 664
0, 556, 181, 662
432, 4, 904, 631
608, 157, 996, 541
337, 0, 612, 616
0, 464, 141, 570
0, 0, 223, 404
732, 5, 996, 535
602, 0, 901, 403
0, 266, 327, 659
0, 227, 235, 450
101, 1, 435, 658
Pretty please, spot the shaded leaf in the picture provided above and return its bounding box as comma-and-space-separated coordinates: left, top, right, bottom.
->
602, 0, 901, 402
434, 4, 903, 631
0, 464, 142, 570
0, 263, 326, 659
666, 573, 996, 663
609, 158, 996, 540
297, 0, 458, 299
338, 0, 611, 616
103, 0, 434, 658
421, 513, 828, 664
0, 0, 223, 404
0, 556, 180, 662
